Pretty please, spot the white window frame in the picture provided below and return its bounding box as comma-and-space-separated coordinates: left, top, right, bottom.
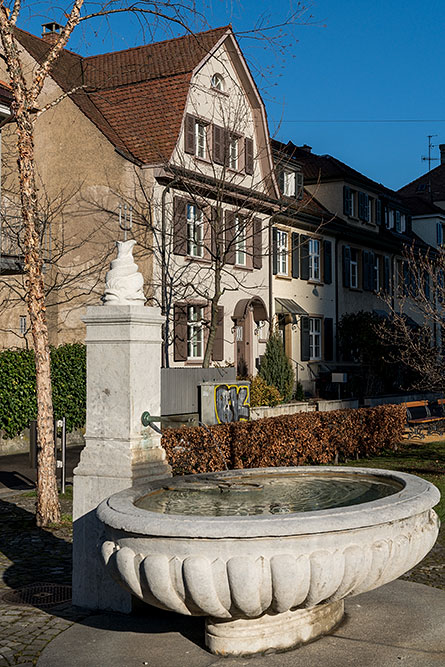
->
400, 214, 406, 233
350, 248, 358, 288
211, 73, 224, 91
195, 121, 206, 159
187, 204, 204, 258
283, 169, 296, 197
19, 315, 27, 335
309, 238, 321, 281
387, 209, 394, 229
235, 215, 247, 266
276, 230, 288, 275
229, 136, 238, 170
309, 317, 322, 360
187, 305, 204, 359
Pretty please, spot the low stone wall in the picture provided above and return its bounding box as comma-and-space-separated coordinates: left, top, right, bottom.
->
364, 393, 440, 407
250, 402, 315, 420
0, 428, 85, 456
316, 399, 359, 412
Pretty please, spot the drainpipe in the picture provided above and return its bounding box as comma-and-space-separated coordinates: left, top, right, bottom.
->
335, 237, 339, 363
268, 217, 274, 330
160, 178, 179, 368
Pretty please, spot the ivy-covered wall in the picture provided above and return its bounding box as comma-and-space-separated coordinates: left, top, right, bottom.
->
0, 343, 86, 438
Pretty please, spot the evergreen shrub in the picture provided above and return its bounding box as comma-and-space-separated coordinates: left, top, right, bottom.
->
0, 343, 86, 438
259, 330, 294, 402
249, 375, 282, 407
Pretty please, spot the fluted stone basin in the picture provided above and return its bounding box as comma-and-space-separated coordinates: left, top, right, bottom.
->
97, 466, 440, 656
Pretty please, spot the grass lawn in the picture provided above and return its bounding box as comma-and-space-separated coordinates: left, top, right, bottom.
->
342, 438, 445, 589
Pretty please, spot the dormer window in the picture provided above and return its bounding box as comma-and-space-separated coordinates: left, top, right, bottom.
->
279, 168, 304, 199
211, 73, 224, 91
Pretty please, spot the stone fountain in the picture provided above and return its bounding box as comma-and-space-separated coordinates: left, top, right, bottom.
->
97, 466, 439, 655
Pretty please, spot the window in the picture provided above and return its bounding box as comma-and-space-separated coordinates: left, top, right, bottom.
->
437, 222, 444, 246
276, 230, 288, 275
309, 238, 320, 281
211, 73, 224, 91
195, 122, 206, 159
283, 170, 296, 197
350, 248, 358, 288
374, 254, 380, 291
235, 215, 247, 265
385, 208, 395, 229
400, 214, 406, 233
395, 210, 401, 233
229, 136, 238, 170
187, 204, 204, 257
309, 317, 322, 360
19, 316, 27, 335
368, 197, 373, 223
350, 191, 356, 217
187, 305, 204, 359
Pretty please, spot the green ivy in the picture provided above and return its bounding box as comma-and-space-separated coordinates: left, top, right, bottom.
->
0, 343, 86, 438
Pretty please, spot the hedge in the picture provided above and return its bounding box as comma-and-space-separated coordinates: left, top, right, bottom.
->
162, 404, 405, 475
0, 343, 86, 438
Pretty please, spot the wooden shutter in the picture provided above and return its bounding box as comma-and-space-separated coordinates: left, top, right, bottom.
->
362, 251, 370, 290
253, 217, 262, 269
376, 199, 382, 225
225, 210, 236, 264
373, 254, 379, 291
384, 256, 391, 292
296, 171, 304, 199
173, 197, 187, 256
343, 186, 352, 216
323, 240, 332, 284
291, 232, 299, 278
300, 235, 309, 280
184, 114, 195, 155
245, 138, 254, 175
324, 318, 333, 361
342, 245, 351, 287
301, 317, 310, 361
278, 169, 285, 194
212, 306, 224, 361
213, 124, 225, 165
174, 304, 188, 361
437, 222, 443, 246
272, 227, 278, 275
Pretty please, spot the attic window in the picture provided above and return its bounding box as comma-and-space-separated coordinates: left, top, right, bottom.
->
211, 73, 224, 91
416, 183, 427, 192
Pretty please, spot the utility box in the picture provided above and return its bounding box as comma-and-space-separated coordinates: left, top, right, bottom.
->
332, 373, 347, 384
200, 381, 250, 425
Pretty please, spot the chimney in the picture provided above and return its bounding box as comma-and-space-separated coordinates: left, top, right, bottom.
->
41, 22, 62, 44
300, 144, 312, 153
440, 144, 445, 165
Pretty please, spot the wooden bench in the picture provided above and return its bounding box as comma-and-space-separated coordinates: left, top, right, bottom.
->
403, 400, 444, 439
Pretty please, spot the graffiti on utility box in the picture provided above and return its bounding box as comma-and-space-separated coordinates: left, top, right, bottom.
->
214, 384, 250, 424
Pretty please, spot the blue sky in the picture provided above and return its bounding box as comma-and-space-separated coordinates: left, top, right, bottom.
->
18, 0, 445, 190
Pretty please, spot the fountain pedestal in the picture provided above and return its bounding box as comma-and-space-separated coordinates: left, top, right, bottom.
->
206, 600, 344, 655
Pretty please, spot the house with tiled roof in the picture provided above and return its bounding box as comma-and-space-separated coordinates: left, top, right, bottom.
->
0, 23, 278, 374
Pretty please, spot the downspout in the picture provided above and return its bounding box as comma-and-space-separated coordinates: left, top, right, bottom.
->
268, 216, 274, 331
335, 237, 339, 363
160, 178, 179, 368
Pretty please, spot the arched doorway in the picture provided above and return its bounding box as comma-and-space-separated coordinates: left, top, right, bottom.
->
232, 296, 268, 376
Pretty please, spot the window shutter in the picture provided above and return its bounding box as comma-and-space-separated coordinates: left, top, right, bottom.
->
373, 254, 379, 291
342, 245, 351, 287
253, 217, 262, 269
212, 306, 224, 361
376, 199, 382, 225
211, 206, 223, 261
184, 114, 195, 155
437, 222, 443, 246
300, 235, 309, 280
225, 211, 236, 264
173, 197, 187, 256
323, 240, 332, 284
213, 124, 225, 165
363, 251, 370, 290
245, 138, 254, 175
278, 169, 285, 194
291, 232, 299, 278
174, 304, 188, 361
395, 210, 401, 232
296, 171, 304, 199
324, 318, 333, 361
384, 256, 391, 292
425, 272, 431, 301
358, 192, 364, 220
343, 186, 352, 216
272, 227, 278, 275
301, 317, 310, 361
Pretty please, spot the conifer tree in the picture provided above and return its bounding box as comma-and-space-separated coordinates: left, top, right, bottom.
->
259, 329, 294, 402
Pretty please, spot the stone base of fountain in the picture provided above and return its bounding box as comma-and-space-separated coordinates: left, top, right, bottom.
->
206, 599, 344, 655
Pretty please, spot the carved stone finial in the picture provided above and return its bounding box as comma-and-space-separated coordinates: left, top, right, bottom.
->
102, 240, 145, 305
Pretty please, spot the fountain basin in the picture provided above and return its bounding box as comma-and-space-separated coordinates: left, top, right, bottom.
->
97, 466, 440, 655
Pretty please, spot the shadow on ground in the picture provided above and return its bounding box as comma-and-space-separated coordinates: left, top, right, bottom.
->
0, 497, 205, 648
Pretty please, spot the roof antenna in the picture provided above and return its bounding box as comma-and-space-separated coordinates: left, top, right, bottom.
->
421, 134, 439, 171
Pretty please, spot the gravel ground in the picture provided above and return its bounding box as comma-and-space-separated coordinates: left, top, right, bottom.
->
0, 490, 443, 666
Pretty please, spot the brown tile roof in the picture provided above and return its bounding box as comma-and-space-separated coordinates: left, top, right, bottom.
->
398, 194, 445, 216
13, 26, 230, 163
398, 164, 445, 202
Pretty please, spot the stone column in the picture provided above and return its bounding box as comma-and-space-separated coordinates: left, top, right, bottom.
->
72, 242, 171, 611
